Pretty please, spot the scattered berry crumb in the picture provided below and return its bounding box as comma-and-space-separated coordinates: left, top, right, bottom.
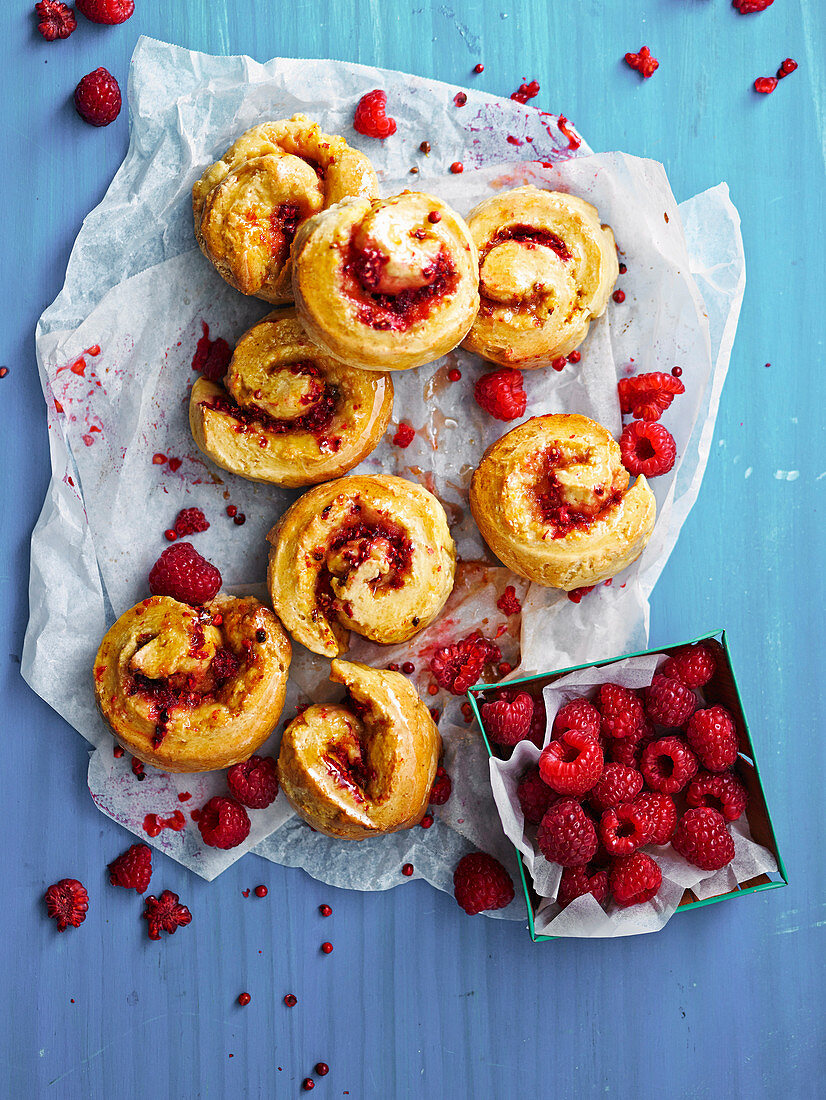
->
284, 993, 298, 1007
510, 79, 540, 103
401, 863, 414, 876
392, 422, 416, 447
497, 585, 521, 616
624, 47, 659, 79
754, 77, 778, 95
238, 992, 251, 1006
142, 890, 192, 939
319, 904, 332, 916
174, 508, 209, 537
302, 1081, 315, 1092
777, 58, 798, 78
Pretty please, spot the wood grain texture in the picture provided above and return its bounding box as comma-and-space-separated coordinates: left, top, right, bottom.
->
1, 1, 824, 1096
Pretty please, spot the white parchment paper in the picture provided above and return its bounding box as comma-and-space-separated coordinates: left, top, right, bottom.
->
23, 38, 746, 918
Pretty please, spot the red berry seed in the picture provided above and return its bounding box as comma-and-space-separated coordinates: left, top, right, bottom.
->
233, 513, 246, 526
316, 1063, 329, 1076
551, 357, 567, 372
449, 162, 464, 174
612, 289, 626, 303
401, 863, 414, 876
402, 661, 415, 674
319, 904, 332, 916
420, 814, 434, 829
566, 350, 581, 363
284, 994, 297, 1007
303, 1080, 315, 1091
238, 992, 251, 1006
164, 529, 177, 542
777, 58, 798, 78
618, 262, 628, 274
226, 505, 238, 517
254, 885, 268, 898
454, 92, 467, 107
321, 942, 333, 954
473, 63, 484, 74
447, 367, 462, 382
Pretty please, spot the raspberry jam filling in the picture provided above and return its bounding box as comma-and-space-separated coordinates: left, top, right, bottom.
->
482, 223, 572, 263
342, 242, 459, 332
315, 514, 413, 618
246, 202, 302, 263
535, 448, 622, 537
324, 740, 374, 804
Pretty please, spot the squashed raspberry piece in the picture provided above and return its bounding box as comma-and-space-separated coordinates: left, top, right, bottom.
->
392, 422, 415, 447
538, 729, 604, 797
633, 791, 678, 845
754, 77, 778, 94
640, 736, 698, 794
777, 58, 798, 78
553, 697, 602, 740
44, 879, 89, 932
686, 770, 748, 822
429, 766, 452, 805
108, 843, 152, 892
685, 706, 739, 772
142, 890, 192, 939
453, 852, 515, 915
589, 763, 644, 812
662, 642, 717, 688
537, 798, 598, 867
148, 542, 222, 605
353, 89, 397, 139
510, 79, 540, 103
672, 808, 735, 870
557, 865, 608, 910
624, 47, 659, 79
74, 67, 122, 127
430, 633, 501, 695
599, 803, 654, 857
226, 756, 279, 809
645, 674, 696, 727
618, 372, 685, 421
620, 421, 676, 477
733, 0, 774, 13
197, 796, 251, 849
75, 0, 134, 23
174, 508, 209, 537
35, 1, 77, 39
481, 689, 535, 747
609, 852, 662, 907
599, 683, 645, 740
474, 368, 527, 421
496, 585, 521, 616
210, 647, 240, 685
517, 766, 558, 824
192, 325, 231, 381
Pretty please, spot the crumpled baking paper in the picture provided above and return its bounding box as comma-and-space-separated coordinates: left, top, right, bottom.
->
22, 37, 746, 921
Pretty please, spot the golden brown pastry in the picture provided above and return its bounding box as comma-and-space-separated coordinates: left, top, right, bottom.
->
189, 308, 394, 487
93, 594, 291, 772
192, 116, 379, 303
291, 191, 480, 371
462, 186, 619, 368
267, 474, 456, 656
469, 414, 656, 590
278, 659, 440, 839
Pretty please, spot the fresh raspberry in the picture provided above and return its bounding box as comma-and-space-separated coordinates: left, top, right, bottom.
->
192, 326, 231, 381
474, 368, 527, 421
557, 865, 608, 910
607, 733, 647, 768
452, 853, 515, 915
640, 736, 698, 794
754, 77, 778, 94
609, 852, 662, 907
529, 695, 547, 748
662, 642, 717, 688
599, 803, 654, 857
353, 90, 397, 139
644, 674, 696, 727
624, 47, 659, 79
430, 633, 501, 695
74, 67, 122, 127
174, 508, 209, 538
685, 706, 739, 772
428, 766, 452, 805
142, 890, 192, 939
619, 421, 676, 477
108, 843, 152, 892
226, 756, 279, 809
44, 879, 88, 932
481, 690, 535, 746
538, 729, 604, 796
733, 0, 773, 13
633, 792, 678, 845
618, 372, 685, 422
197, 796, 251, 849
598, 683, 645, 740
496, 585, 521, 616
589, 764, 644, 812
686, 771, 748, 822
552, 697, 602, 740
392, 422, 415, 447
516, 766, 558, 824
672, 808, 735, 871
35, 1, 77, 39
211, 647, 240, 685
148, 542, 222, 605
537, 798, 598, 867
75, 0, 134, 23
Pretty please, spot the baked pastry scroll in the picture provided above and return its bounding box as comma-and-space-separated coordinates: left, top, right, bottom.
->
189, 308, 393, 487
193, 116, 379, 303
291, 191, 479, 371
470, 414, 656, 589
462, 186, 619, 368
278, 659, 441, 839
267, 474, 456, 656
93, 595, 291, 772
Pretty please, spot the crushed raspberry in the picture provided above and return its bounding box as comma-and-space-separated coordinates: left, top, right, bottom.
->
481, 689, 535, 746
662, 642, 717, 688
624, 47, 659, 79
192, 322, 232, 381
552, 698, 602, 740
44, 879, 88, 932
35, 1, 77, 39
557, 865, 608, 910
685, 706, 739, 772
174, 508, 209, 537
74, 67, 122, 127
197, 796, 251, 849
211, 647, 240, 684
76, 0, 134, 21
226, 756, 279, 809
567, 586, 594, 603
148, 542, 222, 605
392, 422, 416, 448
686, 770, 748, 822
517, 766, 558, 824
496, 585, 521, 616
777, 58, 798, 78
537, 798, 598, 867
510, 79, 540, 104
538, 729, 604, 797
733, 0, 774, 13
645, 674, 696, 727
619, 421, 677, 477
633, 791, 678, 845
108, 843, 152, 892
640, 736, 698, 794
429, 767, 452, 805
599, 803, 654, 857
430, 632, 501, 695
618, 372, 685, 421
142, 890, 192, 939
474, 368, 527, 421
599, 683, 645, 740
589, 763, 644, 812
353, 90, 397, 139
754, 77, 778, 94
609, 852, 662, 907
453, 852, 515, 915
672, 808, 735, 871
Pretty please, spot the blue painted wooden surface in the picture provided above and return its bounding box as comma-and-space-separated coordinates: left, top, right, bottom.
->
2, 1, 824, 1096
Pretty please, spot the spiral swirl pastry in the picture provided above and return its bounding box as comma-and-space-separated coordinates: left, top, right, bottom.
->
278, 659, 441, 839
469, 414, 656, 590
192, 116, 379, 303
93, 595, 291, 772
189, 309, 394, 487
462, 186, 619, 369
291, 191, 480, 371
267, 474, 456, 656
